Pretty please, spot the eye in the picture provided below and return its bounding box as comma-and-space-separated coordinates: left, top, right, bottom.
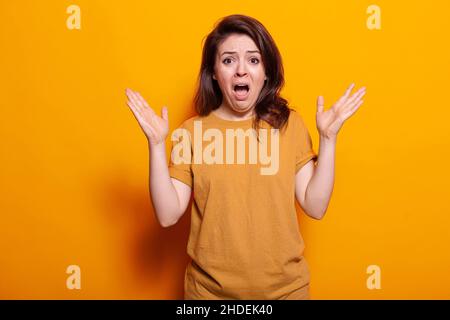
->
222, 58, 232, 64
250, 57, 260, 64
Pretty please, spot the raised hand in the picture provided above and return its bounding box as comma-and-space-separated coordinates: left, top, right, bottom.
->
316, 83, 366, 139
125, 88, 169, 146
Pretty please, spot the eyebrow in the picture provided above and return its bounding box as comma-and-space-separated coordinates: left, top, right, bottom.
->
220, 50, 261, 56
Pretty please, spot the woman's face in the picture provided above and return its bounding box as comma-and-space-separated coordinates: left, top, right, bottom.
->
213, 33, 267, 115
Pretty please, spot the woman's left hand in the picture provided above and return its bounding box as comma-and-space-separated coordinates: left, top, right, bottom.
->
316, 83, 366, 140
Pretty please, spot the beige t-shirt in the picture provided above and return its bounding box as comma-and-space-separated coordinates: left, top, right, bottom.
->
168, 109, 318, 299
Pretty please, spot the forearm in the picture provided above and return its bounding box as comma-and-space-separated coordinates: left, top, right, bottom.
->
303, 135, 336, 219
148, 141, 182, 227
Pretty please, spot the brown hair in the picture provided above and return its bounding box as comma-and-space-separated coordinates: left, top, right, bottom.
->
193, 14, 292, 133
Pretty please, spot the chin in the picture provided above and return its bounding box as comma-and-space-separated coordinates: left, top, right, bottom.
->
232, 106, 252, 113
235, 100, 254, 108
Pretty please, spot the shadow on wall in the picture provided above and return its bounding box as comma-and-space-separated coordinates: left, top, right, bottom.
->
98, 170, 192, 299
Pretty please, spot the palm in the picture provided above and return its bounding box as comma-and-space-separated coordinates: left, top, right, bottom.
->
316, 83, 366, 139
125, 88, 169, 145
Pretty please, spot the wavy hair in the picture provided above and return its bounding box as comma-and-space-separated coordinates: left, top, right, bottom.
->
193, 14, 292, 133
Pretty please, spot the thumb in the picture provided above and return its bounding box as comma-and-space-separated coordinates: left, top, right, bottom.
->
317, 96, 324, 113
161, 106, 169, 121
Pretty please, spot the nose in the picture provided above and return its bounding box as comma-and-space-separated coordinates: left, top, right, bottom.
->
235, 60, 247, 77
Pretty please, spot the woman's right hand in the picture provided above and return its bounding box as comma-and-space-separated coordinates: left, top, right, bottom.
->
125, 88, 169, 146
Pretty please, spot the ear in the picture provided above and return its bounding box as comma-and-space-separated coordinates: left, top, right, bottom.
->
213, 74, 217, 80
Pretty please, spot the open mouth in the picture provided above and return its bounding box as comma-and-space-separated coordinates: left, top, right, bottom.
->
233, 84, 250, 100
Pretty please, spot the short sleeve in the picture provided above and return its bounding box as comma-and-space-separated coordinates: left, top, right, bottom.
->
168, 121, 193, 187
293, 112, 318, 173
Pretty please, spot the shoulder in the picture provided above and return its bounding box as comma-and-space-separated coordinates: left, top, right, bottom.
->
288, 109, 311, 130
178, 111, 224, 132
175, 114, 203, 131
287, 109, 304, 130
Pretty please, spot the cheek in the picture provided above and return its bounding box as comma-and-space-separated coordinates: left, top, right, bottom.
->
217, 77, 230, 89
251, 67, 266, 82
217, 74, 234, 90
252, 75, 266, 89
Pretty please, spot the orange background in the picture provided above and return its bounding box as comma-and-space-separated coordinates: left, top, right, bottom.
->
1, 0, 449, 299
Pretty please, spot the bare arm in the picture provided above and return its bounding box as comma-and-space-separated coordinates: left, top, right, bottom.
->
126, 88, 192, 227
295, 83, 366, 220
149, 141, 192, 227
295, 138, 335, 220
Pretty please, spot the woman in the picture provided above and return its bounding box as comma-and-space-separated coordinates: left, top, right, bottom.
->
125, 14, 366, 300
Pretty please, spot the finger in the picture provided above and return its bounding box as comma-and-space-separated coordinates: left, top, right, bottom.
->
127, 100, 158, 138
129, 90, 147, 112
127, 98, 155, 128
350, 99, 364, 113
344, 87, 366, 109
342, 96, 363, 115
334, 83, 355, 109
132, 97, 157, 128
135, 91, 149, 107
127, 100, 144, 120
126, 97, 142, 116
125, 88, 138, 103
161, 106, 169, 121
135, 91, 156, 115
317, 96, 325, 113
126, 89, 144, 110
343, 99, 364, 119
340, 93, 364, 116
345, 96, 363, 112
343, 83, 355, 100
